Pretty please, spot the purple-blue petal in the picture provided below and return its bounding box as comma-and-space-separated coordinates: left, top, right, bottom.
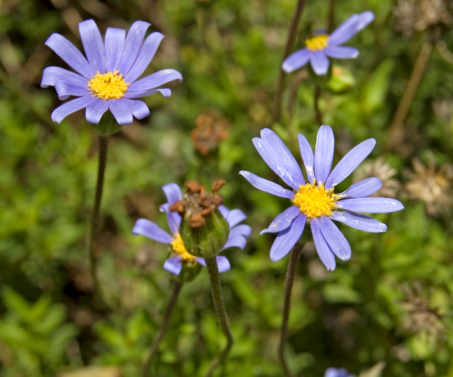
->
163, 257, 182, 275
325, 138, 376, 189
125, 88, 172, 99
330, 211, 387, 233
51, 95, 97, 123
239, 171, 294, 199
252, 128, 305, 190
229, 224, 251, 239
341, 177, 382, 198
125, 32, 164, 83
54, 80, 88, 100
85, 99, 109, 124
260, 205, 300, 234
132, 218, 173, 243
124, 99, 150, 119
338, 197, 404, 213
282, 48, 311, 73
41, 66, 87, 88
128, 69, 182, 92
222, 235, 247, 250
79, 20, 106, 73
311, 219, 336, 270
104, 27, 126, 72
314, 125, 335, 184
325, 367, 353, 377
218, 205, 229, 219
108, 99, 133, 125
329, 11, 374, 46
159, 203, 181, 236
225, 209, 246, 228
269, 214, 306, 261
309, 51, 330, 75
318, 216, 351, 261
298, 134, 315, 184
216, 256, 231, 273
117, 21, 150, 75
324, 46, 359, 59
45, 33, 95, 79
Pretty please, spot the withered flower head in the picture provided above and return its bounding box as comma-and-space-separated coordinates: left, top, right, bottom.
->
404, 156, 453, 216
191, 111, 229, 155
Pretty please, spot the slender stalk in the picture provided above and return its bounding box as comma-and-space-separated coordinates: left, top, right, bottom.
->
314, 85, 323, 125
272, 0, 307, 122
204, 257, 233, 377
385, 42, 432, 150
143, 281, 183, 377
87, 135, 109, 298
278, 244, 305, 377
326, 0, 337, 32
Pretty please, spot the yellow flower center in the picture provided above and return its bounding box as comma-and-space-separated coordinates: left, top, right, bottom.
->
305, 34, 329, 51
171, 233, 197, 262
292, 181, 338, 219
88, 70, 129, 100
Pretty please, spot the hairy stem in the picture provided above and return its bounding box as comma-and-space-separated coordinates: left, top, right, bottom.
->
87, 135, 109, 298
314, 85, 323, 125
143, 281, 183, 377
273, 0, 307, 122
204, 257, 234, 377
385, 42, 432, 150
278, 244, 305, 377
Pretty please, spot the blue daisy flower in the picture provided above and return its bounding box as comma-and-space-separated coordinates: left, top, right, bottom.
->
282, 11, 374, 75
325, 367, 354, 377
41, 19, 182, 125
132, 183, 251, 275
240, 126, 404, 270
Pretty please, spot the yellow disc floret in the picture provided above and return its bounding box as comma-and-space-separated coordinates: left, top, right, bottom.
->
88, 70, 129, 100
292, 181, 338, 219
171, 233, 197, 262
305, 34, 329, 51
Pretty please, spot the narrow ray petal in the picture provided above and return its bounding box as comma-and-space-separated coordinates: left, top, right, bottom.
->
269, 214, 306, 261
338, 198, 404, 213
216, 256, 231, 273
79, 20, 106, 72
108, 99, 133, 125
125, 88, 172, 98
329, 11, 374, 46
318, 216, 351, 260
226, 209, 247, 228
85, 99, 109, 124
298, 134, 315, 183
222, 235, 247, 250
132, 218, 173, 243
330, 211, 387, 233
309, 51, 330, 75
261, 206, 300, 234
229, 224, 252, 239
41, 66, 87, 88
128, 69, 182, 92
311, 219, 336, 270
45, 33, 95, 78
51, 95, 97, 123
218, 205, 229, 219
125, 32, 165, 82
162, 183, 183, 205
282, 49, 311, 73
239, 171, 294, 198
55, 81, 88, 100
324, 46, 359, 59
159, 203, 181, 235
124, 99, 150, 119
163, 257, 182, 275
117, 21, 150, 75
314, 125, 335, 184
325, 138, 376, 188
104, 27, 126, 72
340, 177, 382, 198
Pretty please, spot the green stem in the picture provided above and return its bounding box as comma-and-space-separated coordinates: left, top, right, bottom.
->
87, 135, 109, 299
143, 281, 184, 377
314, 85, 323, 125
204, 257, 234, 377
272, 0, 307, 122
326, 0, 337, 32
278, 244, 305, 377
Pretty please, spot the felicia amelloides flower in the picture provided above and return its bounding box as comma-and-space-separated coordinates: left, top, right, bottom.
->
132, 183, 251, 278
41, 19, 182, 125
240, 126, 404, 270
282, 11, 374, 75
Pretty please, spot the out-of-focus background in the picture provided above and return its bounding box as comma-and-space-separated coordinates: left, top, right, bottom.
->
1, 0, 453, 376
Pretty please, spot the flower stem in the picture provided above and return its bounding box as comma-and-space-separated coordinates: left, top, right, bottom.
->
87, 135, 109, 299
273, 0, 307, 122
314, 85, 323, 125
385, 42, 432, 150
143, 281, 184, 377
204, 257, 233, 377
278, 243, 305, 377
327, 0, 337, 32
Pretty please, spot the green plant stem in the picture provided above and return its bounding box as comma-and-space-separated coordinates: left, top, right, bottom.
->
314, 85, 323, 125
278, 244, 305, 377
327, 0, 337, 32
143, 281, 184, 377
204, 257, 234, 377
272, 0, 307, 122
87, 135, 109, 299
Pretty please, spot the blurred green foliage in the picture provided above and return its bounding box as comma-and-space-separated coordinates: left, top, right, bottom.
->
1, 0, 453, 376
